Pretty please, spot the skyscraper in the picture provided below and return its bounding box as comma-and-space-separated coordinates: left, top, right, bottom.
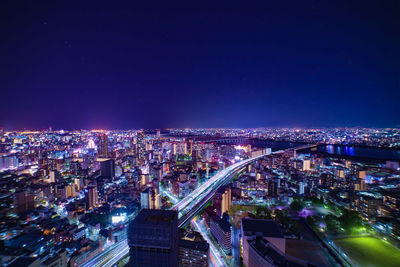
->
49, 170, 58, 183
268, 180, 278, 197
128, 209, 178, 267
99, 158, 115, 179
141, 188, 161, 210
221, 187, 232, 216
303, 159, 311, 171
186, 139, 193, 156
213, 193, 222, 217
87, 184, 98, 209
137, 130, 146, 160
13, 190, 35, 215
210, 214, 231, 254
98, 133, 109, 158
149, 189, 162, 210
140, 188, 150, 209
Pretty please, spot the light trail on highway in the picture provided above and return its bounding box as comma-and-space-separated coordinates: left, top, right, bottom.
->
191, 217, 227, 267
173, 154, 266, 213
80, 152, 277, 266
80, 240, 128, 267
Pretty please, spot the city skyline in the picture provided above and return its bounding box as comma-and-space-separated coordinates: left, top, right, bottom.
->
1, 128, 400, 267
1, 1, 400, 266
1, 1, 400, 130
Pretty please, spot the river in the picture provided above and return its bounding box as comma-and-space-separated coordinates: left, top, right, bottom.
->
297, 144, 400, 162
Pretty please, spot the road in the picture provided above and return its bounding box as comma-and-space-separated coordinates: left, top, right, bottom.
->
231, 225, 240, 266
174, 154, 268, 227
80, 240, 129, 267
81, 153, 274, 266
191, 217, 228, 267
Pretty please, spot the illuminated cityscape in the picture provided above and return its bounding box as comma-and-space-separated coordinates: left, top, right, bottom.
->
1, 1, 400, 267
1, 129, 400, 266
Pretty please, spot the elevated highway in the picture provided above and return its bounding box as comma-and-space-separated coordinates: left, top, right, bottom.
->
173, 153, 271, 228
83, 152, 278, 266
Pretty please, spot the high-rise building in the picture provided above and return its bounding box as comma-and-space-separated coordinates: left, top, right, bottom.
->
49, 170, 58, 183
66, 184, 76, 198
221, 187, 231, 216
141, 174, 149, 187
74, 178, 83, 192
87, 184, 98, 209
145, 141, 152, 151
173, 142, 187, 155
213, 193, 222, 217
179, 231, 209, 267
186, 139, 193, 155
58, 186, 67, 200
13, 190, 35, 215
299, 182, 306, 195
268, 180, 277, 197
98, 133, 109, 157
303, 159, 311, 171
141, 188, 161, 210
99, 158, 115, 179
137, 131, 146, 160
128, 209, 178, 267
149, 190, 162, 210
140, 188, 150, 209
210, 214, 231, 254
0, 154, 19, 170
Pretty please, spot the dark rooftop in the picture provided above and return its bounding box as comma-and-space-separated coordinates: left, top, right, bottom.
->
216, 218, 231, 233
242, 218, 284, 238
8, 257, 39, 267
133, 209, 177, 225
179, 238, 209, 252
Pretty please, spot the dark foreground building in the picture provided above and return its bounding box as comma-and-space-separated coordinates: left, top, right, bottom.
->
128, 209, 178, 267
178, 230, 209, 267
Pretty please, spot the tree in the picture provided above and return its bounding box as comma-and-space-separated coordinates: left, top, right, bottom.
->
306, 215, 316, 228
290, 221, 301, 238
274, 209, 289, 225
309, 196, 323, 206
324, 214, 339, 234
255, 206, 272, 219
290, 200, 304, 212
339, 210, 363, 232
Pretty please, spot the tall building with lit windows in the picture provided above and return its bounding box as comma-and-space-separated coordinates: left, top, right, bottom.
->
137, 130, 146, 159
13, 190, 35, 215
98, 133, 108, 157
179, 231, 209, 267
221, 187, 232, 216
87, 184, 98, 209
186, 139, 193, 155
210, 214, 231, 254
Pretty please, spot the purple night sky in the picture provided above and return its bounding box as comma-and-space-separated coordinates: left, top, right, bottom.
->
0, 1, 399, 130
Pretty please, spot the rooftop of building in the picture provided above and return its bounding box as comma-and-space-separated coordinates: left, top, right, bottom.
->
250, 236, 285, 265
7, 256, 39, 267
215, 217, 231, 232
179, 238, 209, 252
97, 158, 113, 162
242, 218, 284, 238
133, 209, 177, 225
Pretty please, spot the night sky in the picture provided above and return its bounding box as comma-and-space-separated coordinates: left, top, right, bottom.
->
1, 1, 399, 130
